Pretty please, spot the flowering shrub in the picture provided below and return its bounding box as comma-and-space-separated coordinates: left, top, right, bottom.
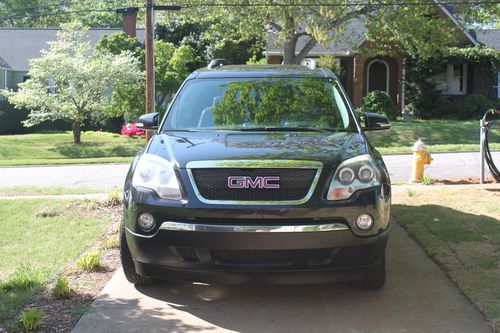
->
121, 123, 145, 137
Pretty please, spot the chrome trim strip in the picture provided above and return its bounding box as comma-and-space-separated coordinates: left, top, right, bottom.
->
159, 221, 349, 233
186, 160, 323, 205
186, 160, 323, 169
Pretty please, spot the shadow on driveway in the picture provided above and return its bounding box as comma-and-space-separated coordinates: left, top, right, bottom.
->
72, 222, 494, 333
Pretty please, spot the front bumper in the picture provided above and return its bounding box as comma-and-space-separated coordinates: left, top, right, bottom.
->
123, 184, 390, 284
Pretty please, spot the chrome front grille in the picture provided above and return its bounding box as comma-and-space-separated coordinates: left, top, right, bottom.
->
186, 160, 322, 205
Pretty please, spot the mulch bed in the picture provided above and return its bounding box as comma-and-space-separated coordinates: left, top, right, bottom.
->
0, 204, 122, 333
432, 176, 498, 185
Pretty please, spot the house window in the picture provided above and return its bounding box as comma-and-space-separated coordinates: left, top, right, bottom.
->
432, 63, 467, 95
23, 75, 30, 82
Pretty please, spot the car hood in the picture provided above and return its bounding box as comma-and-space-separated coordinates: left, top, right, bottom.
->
146, 131, 368, 169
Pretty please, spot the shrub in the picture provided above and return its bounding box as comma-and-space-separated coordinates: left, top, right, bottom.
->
421, 175, 435, 186
453, 94, 495, 120
18, 308, 43, 331
359, 91, 398, 120
0, 101, 30, 134
102, 236, 120, 249
0, 266, 42, 291
53, 276, 72, 299
104, 188, 122, 207
76, 250, 101, 272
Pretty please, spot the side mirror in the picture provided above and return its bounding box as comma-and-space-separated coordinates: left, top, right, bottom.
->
136, 112, 159, 130
362, 112, 391, 131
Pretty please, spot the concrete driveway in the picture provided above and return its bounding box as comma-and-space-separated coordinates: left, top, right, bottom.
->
71, 222, 494, 333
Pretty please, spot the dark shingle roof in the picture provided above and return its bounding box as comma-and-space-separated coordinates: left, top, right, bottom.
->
474, 29, 500, 50
0, 28, 146, 71
0, 56, 10, 69
266, 18, 366, 56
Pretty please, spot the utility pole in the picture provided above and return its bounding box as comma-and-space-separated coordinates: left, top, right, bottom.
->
144, 0, 155, 141
144, 2, 181, 141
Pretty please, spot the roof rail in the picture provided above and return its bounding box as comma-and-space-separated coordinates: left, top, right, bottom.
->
208, 58, 231, 70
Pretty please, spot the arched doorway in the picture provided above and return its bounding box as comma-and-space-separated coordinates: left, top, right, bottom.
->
366, 59, 389, 93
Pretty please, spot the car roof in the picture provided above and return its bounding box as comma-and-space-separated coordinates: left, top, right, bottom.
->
189, 65, 336, 80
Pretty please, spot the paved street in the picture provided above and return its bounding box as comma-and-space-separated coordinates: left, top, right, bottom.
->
0, 151, 498, 189
71, 222, 493, 333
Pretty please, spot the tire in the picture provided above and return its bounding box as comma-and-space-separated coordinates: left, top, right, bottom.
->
353, 257, 386, 290
120, 222, 154, 285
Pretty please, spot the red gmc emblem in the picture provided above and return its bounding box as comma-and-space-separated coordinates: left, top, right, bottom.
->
227, 176, 280, 189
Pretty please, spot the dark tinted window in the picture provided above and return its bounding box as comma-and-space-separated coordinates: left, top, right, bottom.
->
163, 77, 356, 132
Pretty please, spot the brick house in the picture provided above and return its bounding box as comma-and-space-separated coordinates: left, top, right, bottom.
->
0, 9, 145, 101
265, 5, 500, 110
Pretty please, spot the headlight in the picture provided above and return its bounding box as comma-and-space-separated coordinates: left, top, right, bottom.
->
132, 154, 182, 200
327, 154, 379, 201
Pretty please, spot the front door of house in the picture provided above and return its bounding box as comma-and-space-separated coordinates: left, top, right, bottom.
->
367, 60, 389, 93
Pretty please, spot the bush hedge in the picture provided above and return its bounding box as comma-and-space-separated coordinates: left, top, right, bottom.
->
408, 93, 497, 120
0, 101, 123, 134
358, 91, 398, 120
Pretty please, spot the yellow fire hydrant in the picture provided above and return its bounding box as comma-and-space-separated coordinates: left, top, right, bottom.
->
411, 139, 433, 182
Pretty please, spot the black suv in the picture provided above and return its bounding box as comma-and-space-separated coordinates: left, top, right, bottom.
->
121, 64, 391, 289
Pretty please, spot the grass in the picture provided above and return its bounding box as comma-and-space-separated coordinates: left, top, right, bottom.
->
0, 186, 104, 197
0, 121, 498, 166
392, 185, 500, 330
0, 199, 108, 322
367, 119, 500, 154
0, 131, 143, 166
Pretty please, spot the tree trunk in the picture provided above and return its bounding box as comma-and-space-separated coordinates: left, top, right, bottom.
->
283, 36, 298, 65
72, 122, 82, 144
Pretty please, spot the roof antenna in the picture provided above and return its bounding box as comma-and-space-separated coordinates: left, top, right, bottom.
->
208, 58, 231, 70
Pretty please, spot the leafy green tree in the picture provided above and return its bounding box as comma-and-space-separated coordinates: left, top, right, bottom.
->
154, 41, 198, 107
96, 32, 145, 122
156, 17, 265, 66
97, 32, 198, 120
1, 23, 143, 143
0, 0, 142, 28
172, 0, 499, 64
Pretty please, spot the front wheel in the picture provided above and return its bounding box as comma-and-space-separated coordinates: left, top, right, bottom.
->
120, 222, 153, 285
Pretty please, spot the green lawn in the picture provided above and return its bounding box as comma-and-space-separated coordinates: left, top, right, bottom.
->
0, 186, 105, 196
0, 199, 109, 322
0, 120, 498, 166
393, 186, 500, 330
367, 119, 500, 154
0, 131, 143, 166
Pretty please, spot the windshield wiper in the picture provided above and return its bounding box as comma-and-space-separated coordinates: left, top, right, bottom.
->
236, 127, 334, 133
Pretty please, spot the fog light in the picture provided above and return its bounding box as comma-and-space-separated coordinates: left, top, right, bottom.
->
355, 214, 374, 231
137, 213, 155, 231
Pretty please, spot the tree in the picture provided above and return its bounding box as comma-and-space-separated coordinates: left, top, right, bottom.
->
96, 32, 198, 121
156, 17, 265, 66
0, 0, 143, 28
172, 0, 499, 64
1, 23, 143, 144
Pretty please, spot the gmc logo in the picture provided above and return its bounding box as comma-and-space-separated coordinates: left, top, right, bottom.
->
227, 176, 280, 189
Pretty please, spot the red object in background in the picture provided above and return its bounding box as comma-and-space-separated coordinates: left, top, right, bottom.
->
121, 123, 145, 137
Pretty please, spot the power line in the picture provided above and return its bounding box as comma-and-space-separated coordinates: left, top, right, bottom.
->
180, 0, 500, 7
0, 9, 114, 22
0, 0, 127, 13
0, 1, 77, 13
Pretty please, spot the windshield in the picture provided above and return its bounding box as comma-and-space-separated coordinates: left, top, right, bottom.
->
162, 77, 357, 132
